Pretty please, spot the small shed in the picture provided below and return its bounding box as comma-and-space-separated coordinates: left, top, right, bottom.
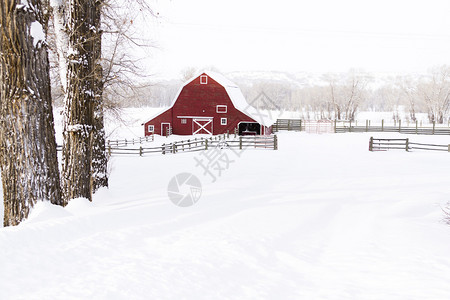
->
143, 71, 273, 136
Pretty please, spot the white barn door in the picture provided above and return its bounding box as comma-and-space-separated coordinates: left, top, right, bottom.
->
192, 118, 213, 135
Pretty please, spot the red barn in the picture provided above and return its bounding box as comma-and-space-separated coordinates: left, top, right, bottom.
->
143, 71, 274, 136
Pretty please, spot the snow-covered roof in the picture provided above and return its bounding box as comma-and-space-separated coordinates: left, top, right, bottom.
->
142, 71, 274, 127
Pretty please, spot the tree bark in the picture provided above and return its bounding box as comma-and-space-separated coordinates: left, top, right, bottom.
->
61, 0, 102, 202
0, 0, 63, 226
91, 1, 108, 192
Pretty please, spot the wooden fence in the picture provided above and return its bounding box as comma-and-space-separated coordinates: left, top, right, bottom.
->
336, 120, 450, 135
369, 137, 450, 152
109, 135, 278, 156
107, 134, 154, 148
272, 119, 302, 132
272, 118, 450, 135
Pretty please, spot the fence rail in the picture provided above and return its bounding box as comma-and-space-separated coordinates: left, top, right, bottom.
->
336, 120, 450, 135
272, 119, 302, 132
106, 134, 154, 148
369, 137, 450, 152
108, 135, 278, 156
273, 118, 450, 135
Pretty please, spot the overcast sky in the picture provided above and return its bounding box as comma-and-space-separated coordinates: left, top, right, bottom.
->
149, 0, 450, 78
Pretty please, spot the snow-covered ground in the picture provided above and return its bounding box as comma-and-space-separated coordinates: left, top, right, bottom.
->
1, 128, 450, 299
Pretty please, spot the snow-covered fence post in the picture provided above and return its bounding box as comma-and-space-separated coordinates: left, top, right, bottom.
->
369, 137, 373, 151
405, 138, 409, 152
274, 135, 278, 150
381, 119, 384, 132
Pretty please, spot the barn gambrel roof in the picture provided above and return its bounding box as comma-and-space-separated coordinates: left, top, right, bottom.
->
142, 71, 275, 127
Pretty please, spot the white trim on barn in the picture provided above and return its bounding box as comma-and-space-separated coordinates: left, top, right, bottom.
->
216, 105, 227, 113
161, 122, 171, 136
192, 118, 213, 135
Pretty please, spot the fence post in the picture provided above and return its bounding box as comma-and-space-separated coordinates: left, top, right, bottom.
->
405, 138, 409, 152
125, 138, 127, 146
162, 144, 165, 155
274, 135, 278, 150
399, 119, 401, 133
416, 120, 418, 134
448, 144, 450, 152
334, 119, 337, 133
365, 120, 368, 132
349, 120, 352, 132
205, 139, 208, 150
369, 137, 373, 151
139, 146, 143, 156
173, 142, 176, 154
381, 119, 384, 132
108, 145, 111, 157
288, 120, 291, 131
239, 136, 242, 150
432, 121, 435, 135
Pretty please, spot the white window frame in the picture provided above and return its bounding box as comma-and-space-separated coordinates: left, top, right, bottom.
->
200, 75, 208, 84
181, 118, 187, 124
147, 125, 154, 133
220, 118, 227, 126
216, 105, 227, 113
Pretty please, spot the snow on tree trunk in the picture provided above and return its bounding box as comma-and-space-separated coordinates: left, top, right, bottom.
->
49, 0, 70, 93
0, 0, 63, 226
62, 0, 102, 202
91, 1, 108, 192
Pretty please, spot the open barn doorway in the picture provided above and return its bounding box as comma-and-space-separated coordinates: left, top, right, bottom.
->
238, 122, 261, 135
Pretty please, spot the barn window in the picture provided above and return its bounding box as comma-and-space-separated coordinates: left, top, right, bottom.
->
221, 118, 227, 125
200, 75, 208, 84
181, 118, 187, 124
148, 125, 154, 133
216, 105, 227, 113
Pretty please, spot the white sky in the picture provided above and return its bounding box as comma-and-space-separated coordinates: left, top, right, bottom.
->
148, 0, 450, 78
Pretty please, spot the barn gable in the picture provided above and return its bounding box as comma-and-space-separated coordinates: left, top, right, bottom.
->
143, 71, 274, 136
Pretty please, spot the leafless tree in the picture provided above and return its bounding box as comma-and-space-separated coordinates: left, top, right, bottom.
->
324, 71, 369, 121
61, 0, 102, 202
0, 0, 62, 225
417, 66, 450, 124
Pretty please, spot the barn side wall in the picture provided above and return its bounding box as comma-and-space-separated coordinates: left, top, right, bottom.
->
144, 109, 172, 136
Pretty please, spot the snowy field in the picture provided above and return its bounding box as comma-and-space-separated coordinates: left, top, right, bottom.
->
1, 127, 450, 299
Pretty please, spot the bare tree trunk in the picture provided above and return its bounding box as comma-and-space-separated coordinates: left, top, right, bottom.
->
61, 0, 101, 202
0, 0, 62, 226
